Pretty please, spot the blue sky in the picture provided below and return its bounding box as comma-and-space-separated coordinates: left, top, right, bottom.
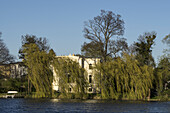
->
0, 0, 169, 64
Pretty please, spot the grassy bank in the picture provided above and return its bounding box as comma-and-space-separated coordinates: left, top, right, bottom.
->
0, 93, 6, 98
0, 92, 169, 101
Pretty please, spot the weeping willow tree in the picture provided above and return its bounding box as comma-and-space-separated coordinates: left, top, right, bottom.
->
155, 57, 170, 96
23, 43, 55, 98
95, 53, 154, 100
153, 35, 170, 98
52, 57, 87, 99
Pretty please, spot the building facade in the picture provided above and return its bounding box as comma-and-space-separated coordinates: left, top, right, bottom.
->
52, 54, 101, 93
10, 62, 27, 78
0, 62, 27, 79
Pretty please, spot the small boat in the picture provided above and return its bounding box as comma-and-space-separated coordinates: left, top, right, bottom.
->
3, 91, 18, 98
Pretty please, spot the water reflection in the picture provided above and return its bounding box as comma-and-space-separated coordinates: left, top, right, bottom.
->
51, 99, 60, 102
0, 99, 169, 113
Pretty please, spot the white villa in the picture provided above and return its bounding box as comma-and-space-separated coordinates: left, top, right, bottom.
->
52, 54, 101, 94
10, 62, 27, 78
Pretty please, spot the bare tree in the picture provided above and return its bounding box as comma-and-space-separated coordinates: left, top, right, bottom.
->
162, 34, 170, 54
109, 37, 128, 57
81, 10, 125, 61
0, 32, 14, 64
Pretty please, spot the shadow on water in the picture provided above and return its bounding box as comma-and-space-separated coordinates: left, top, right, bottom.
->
0, 98, 169, 113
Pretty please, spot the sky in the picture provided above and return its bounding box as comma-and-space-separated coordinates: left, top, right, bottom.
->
0, 0, 169, 64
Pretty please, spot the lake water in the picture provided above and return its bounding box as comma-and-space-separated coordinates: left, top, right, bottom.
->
0, 99, 169, 113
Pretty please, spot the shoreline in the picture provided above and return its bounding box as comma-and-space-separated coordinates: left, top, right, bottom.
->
0, 93, 169, 101
0, 96, 169, 102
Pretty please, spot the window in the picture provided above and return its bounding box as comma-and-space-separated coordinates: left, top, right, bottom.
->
89, 75, 92, 83
68, 88, 72, 92
68, 74, 70, 83
68, 74, 74, 83
89, 64, 92, 69
89, 88, 92, 92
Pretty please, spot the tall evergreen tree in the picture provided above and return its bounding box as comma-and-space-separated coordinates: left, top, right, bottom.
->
19, 34, 49, 59
134, 32, 156, 67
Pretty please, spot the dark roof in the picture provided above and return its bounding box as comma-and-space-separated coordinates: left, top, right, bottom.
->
0, 62, 24, 66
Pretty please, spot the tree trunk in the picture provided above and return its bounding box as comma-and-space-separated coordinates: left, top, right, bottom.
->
28, 78, 30, 95
147, 88, 150, 100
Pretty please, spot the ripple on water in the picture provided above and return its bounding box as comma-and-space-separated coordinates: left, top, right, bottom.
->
0, 99, 170, 113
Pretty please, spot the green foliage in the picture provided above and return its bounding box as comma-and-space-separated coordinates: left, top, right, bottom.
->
157, 57, 170, 84
154, 56, 170, 97
0, 78, 27, 93
153, 89, 170, 101
52, 57, 87, 99
23, 44, 54, 97
95, 53, 153, 100
20, 34, 55, 98
81, 41, 103, 58
134, 32, 156, 67
153, 35, 170, 98
19, 34, 49, 59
